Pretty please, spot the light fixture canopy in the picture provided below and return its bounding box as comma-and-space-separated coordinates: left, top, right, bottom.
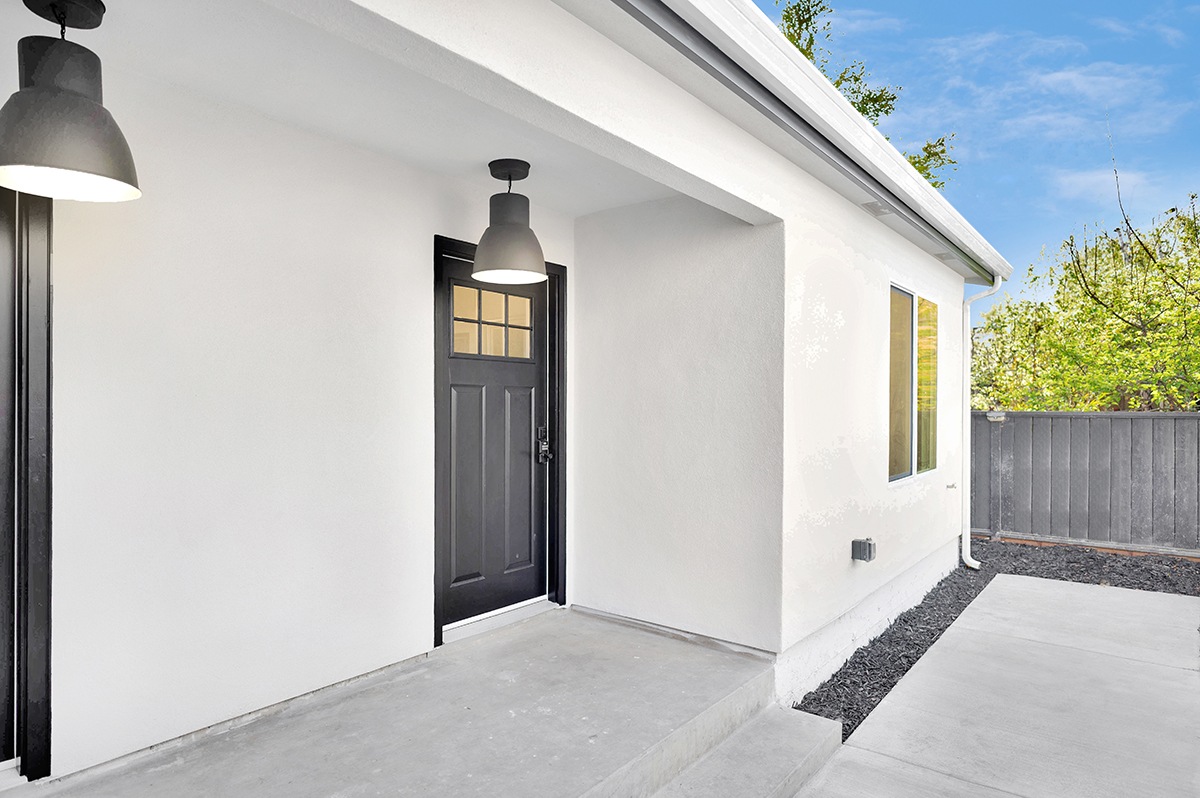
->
472, 159, 546, 284
0, 0, 140, 202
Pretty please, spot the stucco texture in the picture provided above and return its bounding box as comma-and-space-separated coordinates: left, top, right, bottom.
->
572, 196, 785, 652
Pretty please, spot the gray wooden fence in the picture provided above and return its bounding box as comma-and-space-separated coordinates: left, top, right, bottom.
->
971, 410, 1200, 554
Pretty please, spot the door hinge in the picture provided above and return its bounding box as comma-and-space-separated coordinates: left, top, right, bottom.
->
537, 426, 553, 464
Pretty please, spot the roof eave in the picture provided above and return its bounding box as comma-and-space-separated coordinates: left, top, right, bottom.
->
615, 0, 1012, 283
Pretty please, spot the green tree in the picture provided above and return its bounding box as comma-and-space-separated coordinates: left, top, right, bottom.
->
777, 0, 957, 189
972, 196, 1200, 411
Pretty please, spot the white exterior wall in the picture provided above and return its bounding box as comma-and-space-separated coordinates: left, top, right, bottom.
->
777, 204, 967, 697
49, 71, 573, 777
571, 197, 785, 651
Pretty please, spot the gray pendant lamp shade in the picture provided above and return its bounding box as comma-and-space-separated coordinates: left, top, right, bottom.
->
473, 192, 547, 284
472, 159, 546, 284
0, 36, 139, 202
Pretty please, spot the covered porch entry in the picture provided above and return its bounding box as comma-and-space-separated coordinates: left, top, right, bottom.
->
0, 0, 789, 780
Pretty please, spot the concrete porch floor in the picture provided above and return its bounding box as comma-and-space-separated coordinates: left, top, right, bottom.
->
798, 575, 1200, 797
16, 608, 796, 797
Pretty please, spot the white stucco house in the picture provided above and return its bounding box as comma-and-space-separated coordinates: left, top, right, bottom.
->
0, 0, 1012, 782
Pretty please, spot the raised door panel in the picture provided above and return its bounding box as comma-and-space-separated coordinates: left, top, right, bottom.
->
450, 384, 485, 586
504, 386, 534, 573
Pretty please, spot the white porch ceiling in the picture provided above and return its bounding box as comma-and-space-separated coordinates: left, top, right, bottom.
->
0, 0, 677, 219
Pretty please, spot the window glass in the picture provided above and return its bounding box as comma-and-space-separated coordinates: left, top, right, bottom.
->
917, 298, 937, 473
509, 295, 531, 328
508, 327, 530, 359
453, 286, 478, 320
453, 320, 478, 355
481, 291, 505, 324
481, 324, 506, 357
889, 288, 913, 480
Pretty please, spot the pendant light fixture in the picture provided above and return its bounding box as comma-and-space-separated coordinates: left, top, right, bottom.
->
0, 0, 140, 202
472, 159, 546, 284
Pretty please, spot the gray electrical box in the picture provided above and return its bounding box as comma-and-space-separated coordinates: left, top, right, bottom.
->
851, 538, 877, 562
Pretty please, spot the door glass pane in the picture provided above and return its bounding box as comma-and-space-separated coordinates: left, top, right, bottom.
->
481, 291, 505, 324
453, 321, 478, 354
889, 288, 913, 479
481, 323, 505, 356
508, 327, 531, 359
453, 286, 478, 320
917, 298, 937, 473
509, 295, 531, 327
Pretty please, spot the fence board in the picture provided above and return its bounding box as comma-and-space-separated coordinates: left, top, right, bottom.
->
1031, 416, 1052, 536
1087, 417, 1111, 541
1152, 419, 1176, 546
1109, 418, 1131, 544
989, 419, 1002, 533
1131, 418, 1154, 545
1069, 418, 1089, 539
972, 414, 989, 529
1175, 419, 1198, 550
1050, 416, 1071, 537
1000, 417, 1015, 533
1012, 416, 1032, 535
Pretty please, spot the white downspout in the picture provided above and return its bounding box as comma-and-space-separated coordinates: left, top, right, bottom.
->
961, 274, 1003, 569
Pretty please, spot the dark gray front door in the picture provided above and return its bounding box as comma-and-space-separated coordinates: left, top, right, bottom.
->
434, 242, 548, 629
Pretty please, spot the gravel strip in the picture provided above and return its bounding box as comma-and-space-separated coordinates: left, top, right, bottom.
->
794, 538, 1200, 741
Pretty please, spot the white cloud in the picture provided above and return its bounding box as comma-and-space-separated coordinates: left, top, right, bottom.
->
999, 110, 1093, 141
1024, 63, 1193, 139
1047, 168, 1200, 223
1149, 24, 1187, 46
1088, 13, 1188, 46
1051, 168, 1150, 202
885, 30, 1195, 152
1030, 63, 1164, 106
925, 31, 1009, 64
1092, 18, 1135, 36
926, 31, 1085, 66
834, 9, 906, 34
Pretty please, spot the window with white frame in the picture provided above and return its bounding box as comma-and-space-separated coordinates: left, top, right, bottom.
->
889, 286, 937, 480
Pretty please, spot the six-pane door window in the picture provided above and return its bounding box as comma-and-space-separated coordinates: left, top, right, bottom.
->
452, 285, 532, 359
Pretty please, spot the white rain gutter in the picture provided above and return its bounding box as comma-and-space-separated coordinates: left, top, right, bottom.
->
610, 0, 1007, 283
961, 275, 1003, 568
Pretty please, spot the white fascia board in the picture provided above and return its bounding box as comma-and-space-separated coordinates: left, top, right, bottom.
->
655, 0, 1013, 281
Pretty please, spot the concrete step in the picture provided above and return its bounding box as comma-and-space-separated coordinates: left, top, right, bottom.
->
582, 662, 775, 798
650, 705, 841, 798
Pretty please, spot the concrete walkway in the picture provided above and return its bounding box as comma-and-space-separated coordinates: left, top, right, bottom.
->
798, 575, 1200, 797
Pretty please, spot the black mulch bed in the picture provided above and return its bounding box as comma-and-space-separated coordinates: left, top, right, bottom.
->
794, 538, 1200, 741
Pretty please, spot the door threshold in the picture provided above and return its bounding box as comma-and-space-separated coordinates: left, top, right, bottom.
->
0, 759, 24, 793
441, 597, 557, 645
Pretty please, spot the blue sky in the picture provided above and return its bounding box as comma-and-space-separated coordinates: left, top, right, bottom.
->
751, 0, 1200, 322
